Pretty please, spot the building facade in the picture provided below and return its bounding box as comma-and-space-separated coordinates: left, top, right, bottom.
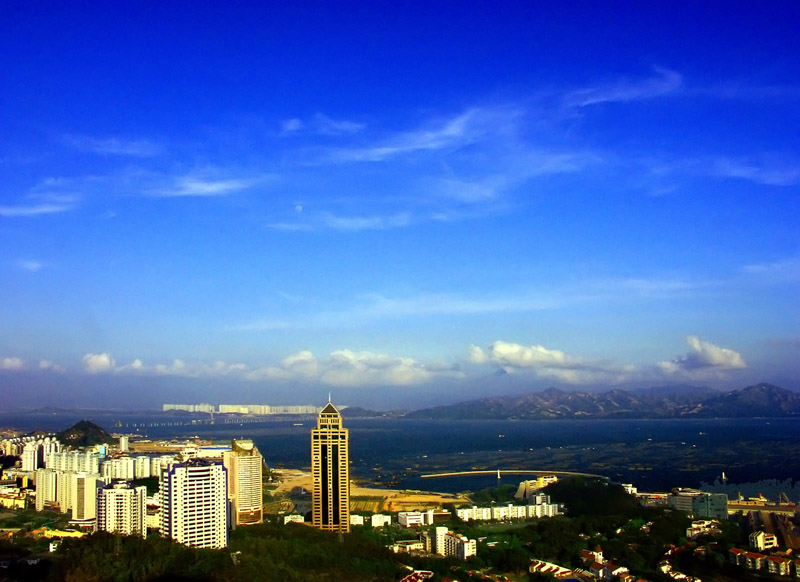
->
222, 439, 263, 526
159, 459, 228, 549
97, 481, 147, 538
311, 401, 350, 533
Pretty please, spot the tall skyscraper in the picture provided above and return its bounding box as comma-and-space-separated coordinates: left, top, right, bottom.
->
222, 439, 263, 526
97, 481, 147, 538
159, 459, 228, 549
311, 401, 350, 533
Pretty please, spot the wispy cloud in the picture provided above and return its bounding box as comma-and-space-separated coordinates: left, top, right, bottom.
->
154, 175, 260, 197
328, 107, 514, 162
312, 113, 365, 135
564, 66, 683, 108
233, 276, 705, 332
711, 157, 800, 186
273, 211, 413, 232
60, 134, 164, 157
17, 259, 45, 272
280, 113, 365, 136
741, 256, 800, 282
0, 202, 75, 217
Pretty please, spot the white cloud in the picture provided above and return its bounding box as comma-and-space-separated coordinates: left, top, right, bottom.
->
246, 350, 320, 381
245, 349, 455, 387
61, 134, 164, 157
18, 260, 45, 272
657, 336, 746, 378
312, 114, 365, 135
320, 350, 459, 387
320, 212, 412, 232
74, 348, 457, 388
1, 357, 24, 370
329, 107, 505, 162
564, 66, 683, 108
158, 176, 258, 197
82, 352, 116, 374
39, 359, 66, 373
712, 157, 800, 186
472, 340, 636, 385
281, 118, 304, 134
280, 114, 364, 136
0, 202, 74, 217
741, 256, 800, 282
468, 345, 488, 364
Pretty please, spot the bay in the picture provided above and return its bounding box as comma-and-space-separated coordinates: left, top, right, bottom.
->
3, 412, 800, 494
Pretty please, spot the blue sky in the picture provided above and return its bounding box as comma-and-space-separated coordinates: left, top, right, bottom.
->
1, 2, 798, 409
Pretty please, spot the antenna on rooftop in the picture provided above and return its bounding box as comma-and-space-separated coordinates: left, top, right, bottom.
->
328, 392, 331, 404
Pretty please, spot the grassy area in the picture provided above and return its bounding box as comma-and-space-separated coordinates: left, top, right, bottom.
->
0, 508, 68, 530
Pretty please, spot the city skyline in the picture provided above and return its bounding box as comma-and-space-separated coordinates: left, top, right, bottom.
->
1, 3, 798, 409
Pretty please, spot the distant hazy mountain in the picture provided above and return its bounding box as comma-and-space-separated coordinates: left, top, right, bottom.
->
56, 420, 115, 447
405, 383, 800, 420
341, 406, 406, 418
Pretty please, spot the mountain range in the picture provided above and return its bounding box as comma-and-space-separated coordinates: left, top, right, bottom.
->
403, 383, 800, 420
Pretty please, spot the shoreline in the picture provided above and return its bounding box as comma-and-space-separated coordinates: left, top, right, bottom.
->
271, 468, 472, 513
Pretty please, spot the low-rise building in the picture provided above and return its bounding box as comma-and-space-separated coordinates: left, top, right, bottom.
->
529, 559, 574, 577
686, 519, 721, 540
668, 489, 728, 520
391, 540, 425, 553
371, 514, 391, 527
456, 498, 560, 522
420, 526, 476, 560
283, 514, 304, 524
767, 556, 792, 576
398, 509, 451, 527
349, 514, 364, 526
0, 492, 26, 509
729, 547, 746, 566
745, 552, 767, 571
750, 530, 779, 551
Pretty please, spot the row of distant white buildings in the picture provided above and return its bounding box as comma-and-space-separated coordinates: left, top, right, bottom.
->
162, 403, 325, 415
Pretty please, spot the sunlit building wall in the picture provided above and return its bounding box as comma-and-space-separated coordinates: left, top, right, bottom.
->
97, 481, 147, 538
159, 459, 228, 549
311, 402, 349, 533
222, 439, 263, 526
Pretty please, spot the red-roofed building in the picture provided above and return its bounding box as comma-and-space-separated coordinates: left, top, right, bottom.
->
729, 548, 746, 566
767, 556, 791, 576
590, 562, 605, 577
745, 552, 767, 571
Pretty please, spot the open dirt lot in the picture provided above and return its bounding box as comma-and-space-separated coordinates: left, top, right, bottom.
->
272, 469, 471, 513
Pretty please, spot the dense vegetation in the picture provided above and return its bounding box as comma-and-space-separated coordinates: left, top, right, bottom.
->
56, 420, 114, 448
48, 524, 405, 582
0, 477, 752, 582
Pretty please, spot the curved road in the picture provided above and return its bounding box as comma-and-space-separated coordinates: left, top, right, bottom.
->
420, 469, 607, 479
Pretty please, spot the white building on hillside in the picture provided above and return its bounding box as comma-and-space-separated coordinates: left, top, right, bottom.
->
159, 459, 228, 549
97, 481, 147, 538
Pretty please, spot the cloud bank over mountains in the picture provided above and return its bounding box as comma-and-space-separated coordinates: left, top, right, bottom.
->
2, 335, 750, 395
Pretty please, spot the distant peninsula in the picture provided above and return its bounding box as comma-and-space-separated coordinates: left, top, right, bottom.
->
405, 383, 800, 420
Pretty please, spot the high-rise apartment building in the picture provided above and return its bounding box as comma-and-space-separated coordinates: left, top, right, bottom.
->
159, 459, 228, 549
222, 439, 263, 526
97, 481, 147, 538
311, 401, 349, 533
35, 468, 58, 511
68, 472, 100, 522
